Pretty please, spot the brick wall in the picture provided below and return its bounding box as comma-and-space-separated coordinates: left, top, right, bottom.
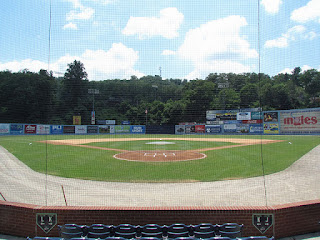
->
0, 200, 319, 239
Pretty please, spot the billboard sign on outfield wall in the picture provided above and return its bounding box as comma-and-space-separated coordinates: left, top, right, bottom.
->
264, 123, 279, 134
115, 125, 130, 133
195, 125, 205, 133
87, 126, 98, 134
11, 124, 24, 134
237, 112, 251, 121
206, 125, 221, 134
37, 125, 50, 134
63, 126, 75, 134
185, 125, 195, 134
264, 112, 278, 122
130, 125, 145, 134
249, 124, 263, 134
280, 109, 320, 134
175, 125, 185, 134
0, 124, 10, 134
51, 125, 63, 134
75, 125, 87, 134
25, 125, 37, 134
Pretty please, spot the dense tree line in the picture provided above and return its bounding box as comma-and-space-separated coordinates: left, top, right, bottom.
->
0, 61, 319, 125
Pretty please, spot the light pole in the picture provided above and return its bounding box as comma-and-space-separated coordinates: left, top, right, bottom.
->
88, 89, 99, 124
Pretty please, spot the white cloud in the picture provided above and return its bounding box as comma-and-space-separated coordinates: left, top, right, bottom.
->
278, 65, 314, 74
264, 36, 288, 48
261, 0, 282, 14
65, 0, 94, 21
177, 15, 258, 79
122, 7, 184, 39
63, 22, 78, 30
0, 59, 48, 73
162, 50, 176, 56
264, 25, 316, 48
0, 43, 144, 80
291, 0, 320, 23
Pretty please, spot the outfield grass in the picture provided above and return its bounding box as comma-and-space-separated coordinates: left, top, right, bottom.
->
1, 134, 319, 182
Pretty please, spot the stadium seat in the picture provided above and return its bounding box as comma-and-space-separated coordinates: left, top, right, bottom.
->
172, 237, 197, 240
140, 224, 165, 238
237, 237, 275, 240
58, 224, 86, 239
166, 223, 191, 238
86, 224, 113, 239
217, 223, 243, 238
114, 224, 137, 239
191, 223, 217, 238
139, 237, 163, 240
206, 237, 232, 240
27, 237, 63, 240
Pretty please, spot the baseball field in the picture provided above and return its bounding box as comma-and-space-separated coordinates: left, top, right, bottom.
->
1, 134, 319, 182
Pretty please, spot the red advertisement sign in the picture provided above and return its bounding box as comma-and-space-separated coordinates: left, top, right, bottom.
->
242, 119, 262, 124
24, 125, 37, 134
195, 125, 205, 133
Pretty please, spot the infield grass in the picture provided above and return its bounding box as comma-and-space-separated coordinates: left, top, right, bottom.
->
1, 134, 319, 182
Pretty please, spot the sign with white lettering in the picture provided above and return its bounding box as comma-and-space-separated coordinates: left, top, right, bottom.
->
36, 213, 57, 233
252, 214, 273, 234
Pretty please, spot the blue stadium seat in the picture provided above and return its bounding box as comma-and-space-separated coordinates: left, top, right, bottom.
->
167, 223, 191, 239
217, 223, 243, 238
114, 224, 137, 239
140, 224, 165, 238
86, 224, 113, 239
191, 223, 217, 238
27, 237, 63, 240
58, 224, 86, 239
237, 237, 275, 240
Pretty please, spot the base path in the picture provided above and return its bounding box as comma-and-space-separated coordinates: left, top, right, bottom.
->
0, 143, 319, 207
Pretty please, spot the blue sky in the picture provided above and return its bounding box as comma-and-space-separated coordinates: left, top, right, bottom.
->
0, 0, 319, 80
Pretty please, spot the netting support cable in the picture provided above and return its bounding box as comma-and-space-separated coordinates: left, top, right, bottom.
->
61, 185, 68, 206
257, 0, 269, 207
0, 192, 6, 201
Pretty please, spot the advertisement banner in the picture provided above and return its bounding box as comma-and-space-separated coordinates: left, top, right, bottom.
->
75, 125, 87, 134
10, 124, 24, 134
195, 125, 205, 133
51, 125, 63, 134
237, 124, 249, 133
99, 125, 111, 133
175, 125, 185, 134
242, 119, 262, 124
264, 112, 279, 122
91, 111, 95, 125
121, 121, 130, 125
87, 125, 98, 134
237, 112, 251, 121
0, 124, 10, 134
73, 116, 81, 125
206, 111, 216, 121
185, 125, 195, 134
264, 123, 279, 134
24, 125, 37, 134
224, 124, 237, 133
130, 125, 146, 134
280, 109, 320, 133
251, 112, 263, 120
115, 125, 130, 133
37, 125, 50, 134
205, 125, 221, 134
63, 126, 75, 134
249, 124, 263, 134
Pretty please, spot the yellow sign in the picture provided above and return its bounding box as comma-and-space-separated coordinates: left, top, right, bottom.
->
73, 116, 81, 125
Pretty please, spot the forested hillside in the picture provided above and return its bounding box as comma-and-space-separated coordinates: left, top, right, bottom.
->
1, 60, 319, 125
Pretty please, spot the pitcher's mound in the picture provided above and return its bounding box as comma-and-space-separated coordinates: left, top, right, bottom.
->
114, 150, 206, 162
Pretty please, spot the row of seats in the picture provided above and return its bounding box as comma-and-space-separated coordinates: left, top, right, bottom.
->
29, 237, 274, 240
57, 223, 245, 239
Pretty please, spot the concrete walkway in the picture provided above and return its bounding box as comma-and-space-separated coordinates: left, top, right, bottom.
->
0, 144, 319, 207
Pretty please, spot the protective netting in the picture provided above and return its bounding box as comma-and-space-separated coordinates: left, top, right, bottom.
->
0, 0, 319, 213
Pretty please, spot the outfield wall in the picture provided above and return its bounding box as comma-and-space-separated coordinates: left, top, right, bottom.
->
0, 124, 146, 135
176, 107, 320, 135
0, 200, 319, 239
